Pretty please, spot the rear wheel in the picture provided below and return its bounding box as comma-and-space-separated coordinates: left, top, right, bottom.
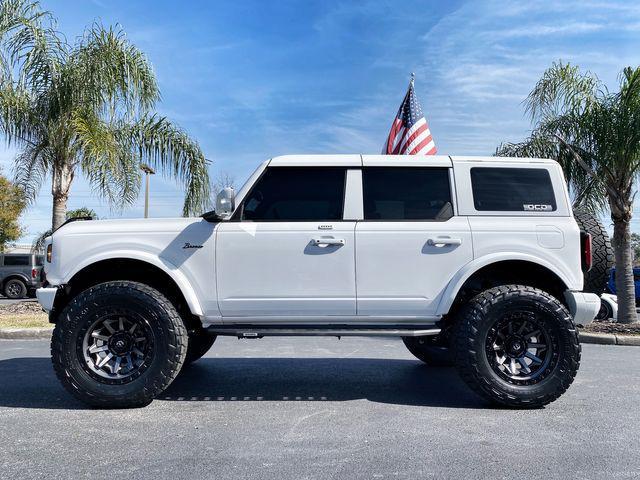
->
51, 281, 187, 408
402, 334, 453, 366
4, 278, 27, 299
453, 285, 580, 408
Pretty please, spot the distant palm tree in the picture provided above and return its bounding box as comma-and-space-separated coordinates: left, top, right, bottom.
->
498, 62, 640, 324
0, 0, 210, 231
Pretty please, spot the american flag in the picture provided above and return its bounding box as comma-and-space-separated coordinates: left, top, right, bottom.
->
383, 76, 436, 155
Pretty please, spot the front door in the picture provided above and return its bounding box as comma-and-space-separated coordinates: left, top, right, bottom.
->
216, 166, 357, 320
355, 166, 473, 317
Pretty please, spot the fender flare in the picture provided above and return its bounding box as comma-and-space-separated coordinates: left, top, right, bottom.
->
435, 252, 577, 315
2, 273, 31, 287
63, 250, 204, 317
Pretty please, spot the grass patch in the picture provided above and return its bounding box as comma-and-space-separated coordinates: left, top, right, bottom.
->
0, 313, 50, 329
583, 321, 640, 336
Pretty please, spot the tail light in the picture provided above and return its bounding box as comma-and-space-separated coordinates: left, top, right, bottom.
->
31, 268, 37, 279
581, 232, 592, 272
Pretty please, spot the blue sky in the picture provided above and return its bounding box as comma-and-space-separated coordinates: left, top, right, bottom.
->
3, 0, 640, 241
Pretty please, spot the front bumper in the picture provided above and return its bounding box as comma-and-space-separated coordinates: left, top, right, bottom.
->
36, 287, 58, 312
564, 291, 601, 326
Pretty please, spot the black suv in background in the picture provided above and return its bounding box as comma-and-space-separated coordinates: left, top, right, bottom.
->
0, 253, 44, 299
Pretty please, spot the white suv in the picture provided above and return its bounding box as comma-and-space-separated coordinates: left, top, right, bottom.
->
37, 155, 604, 408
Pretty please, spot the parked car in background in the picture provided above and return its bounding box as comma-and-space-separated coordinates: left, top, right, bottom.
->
606, 267, 640, 305
597, 267, 640, 321
597, 292, 618, 321
0, 253, 45, 298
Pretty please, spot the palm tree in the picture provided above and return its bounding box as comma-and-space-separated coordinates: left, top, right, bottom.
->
0, 0, 210, 231
497, 62, 640, 324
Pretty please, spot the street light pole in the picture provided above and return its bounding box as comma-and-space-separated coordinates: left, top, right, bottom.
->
140, 164, 155, 218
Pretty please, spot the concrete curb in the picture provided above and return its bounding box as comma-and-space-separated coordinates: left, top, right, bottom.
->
0, 328, 53, 339
579, 331, 640, 346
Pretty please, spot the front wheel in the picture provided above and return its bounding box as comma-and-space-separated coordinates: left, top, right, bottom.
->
51, 281, 188, 408
4, 278, 27, 299
453, 285, 581, 408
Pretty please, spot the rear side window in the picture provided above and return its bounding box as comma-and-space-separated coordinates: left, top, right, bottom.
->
363, 167, 453, 220
3, 255, 30, 266
241, 167, 346, 221
471, 167, 556, 212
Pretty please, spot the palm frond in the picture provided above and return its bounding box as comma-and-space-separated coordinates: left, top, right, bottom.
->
12, 139, 51, 202
0, 0, 65, 92
525, 61, 601, 122
0, 81, 40, 144
116, 114, 211, 216
72, 109, 140, 208
63, 23, 159, 119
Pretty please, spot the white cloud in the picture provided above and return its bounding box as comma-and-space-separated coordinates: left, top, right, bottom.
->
410, 0, 640, 158
493, 22, 606, 38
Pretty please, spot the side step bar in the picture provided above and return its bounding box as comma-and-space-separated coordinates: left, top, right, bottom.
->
206, 326, 441, 339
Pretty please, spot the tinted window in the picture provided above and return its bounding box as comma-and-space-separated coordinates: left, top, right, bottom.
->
241, 167, 345, 221
471, 167, 556, 212
36, 256, 44, 266
363, 167, 453, 220
3, 255, 29, 266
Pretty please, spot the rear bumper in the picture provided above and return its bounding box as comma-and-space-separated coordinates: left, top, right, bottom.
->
564, 291, 600, 326
36, 287, 58, 312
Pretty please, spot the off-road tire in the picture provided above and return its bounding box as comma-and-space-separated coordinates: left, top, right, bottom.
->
574, 210, 613, 296
184, 327, 216, 365
453, 285, 581, 408
402, 335, 453, 366
4, 278, 27, 299
51, 281, 187, 408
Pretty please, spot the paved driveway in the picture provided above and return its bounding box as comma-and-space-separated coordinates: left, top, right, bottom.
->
0, 337, 638, 479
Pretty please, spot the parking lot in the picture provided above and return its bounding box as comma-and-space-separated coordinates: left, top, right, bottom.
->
0, 337, 638, 479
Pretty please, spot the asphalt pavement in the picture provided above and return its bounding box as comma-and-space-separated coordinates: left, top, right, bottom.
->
0, 337, 638, 479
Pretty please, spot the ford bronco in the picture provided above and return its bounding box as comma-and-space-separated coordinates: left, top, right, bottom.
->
37, 155, 605, 408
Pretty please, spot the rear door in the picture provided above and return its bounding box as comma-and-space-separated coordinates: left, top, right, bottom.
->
355, 158, 473, 317
216, 164, 359, 320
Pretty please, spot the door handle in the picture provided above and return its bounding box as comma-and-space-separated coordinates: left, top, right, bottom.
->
312, 238, 345, 247
427, 237, 462, 247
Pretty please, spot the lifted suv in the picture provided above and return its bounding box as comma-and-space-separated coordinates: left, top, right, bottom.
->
37, 155, 604, 408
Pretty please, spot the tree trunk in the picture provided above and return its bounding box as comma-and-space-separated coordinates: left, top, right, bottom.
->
612, 217, 638, 324
51, 160, 74, 231
52, 192, 68, 231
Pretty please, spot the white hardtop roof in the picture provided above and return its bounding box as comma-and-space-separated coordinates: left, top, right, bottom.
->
268, 154, 556, 167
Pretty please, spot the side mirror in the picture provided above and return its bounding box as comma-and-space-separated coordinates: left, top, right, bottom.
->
215, 187, 235, 217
